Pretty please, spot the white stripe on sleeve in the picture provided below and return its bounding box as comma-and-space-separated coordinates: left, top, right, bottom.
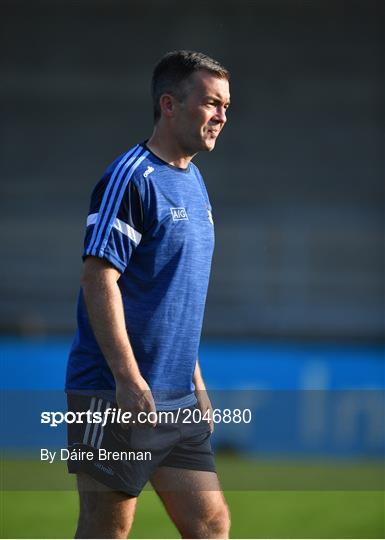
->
86, 213, 142, 245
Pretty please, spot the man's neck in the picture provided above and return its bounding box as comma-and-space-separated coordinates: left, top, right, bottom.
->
146, 127, 195, 170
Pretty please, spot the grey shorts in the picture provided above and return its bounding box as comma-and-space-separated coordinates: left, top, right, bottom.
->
66, 393, 216, 496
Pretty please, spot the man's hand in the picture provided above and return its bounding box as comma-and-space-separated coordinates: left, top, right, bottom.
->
196, 390, 214, 433
115, 375, 157, 428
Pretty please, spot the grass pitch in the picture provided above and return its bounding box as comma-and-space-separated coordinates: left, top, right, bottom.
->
1, 454, 384, 538
1, 489, 384, 538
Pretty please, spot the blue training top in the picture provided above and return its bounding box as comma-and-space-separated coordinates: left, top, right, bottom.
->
66, 142, 215, 410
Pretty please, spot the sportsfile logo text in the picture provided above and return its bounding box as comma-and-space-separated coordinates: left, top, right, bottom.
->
41, 407, 252, 427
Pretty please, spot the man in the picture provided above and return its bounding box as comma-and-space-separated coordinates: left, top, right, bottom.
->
66, 50, 231, 539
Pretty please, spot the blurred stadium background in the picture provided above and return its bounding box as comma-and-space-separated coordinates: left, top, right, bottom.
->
1, 0, 384, 538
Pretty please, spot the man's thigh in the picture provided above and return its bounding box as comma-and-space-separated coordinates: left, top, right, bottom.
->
150, 467, 230, 539
75, 473, 137, 539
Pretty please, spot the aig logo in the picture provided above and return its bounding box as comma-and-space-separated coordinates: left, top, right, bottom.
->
170, 207, 189, 221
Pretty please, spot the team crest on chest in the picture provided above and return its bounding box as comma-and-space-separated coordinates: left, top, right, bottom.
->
170, 207, 189, 221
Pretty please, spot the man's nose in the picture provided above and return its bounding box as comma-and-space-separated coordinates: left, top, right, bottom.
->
214, 107, 227, 124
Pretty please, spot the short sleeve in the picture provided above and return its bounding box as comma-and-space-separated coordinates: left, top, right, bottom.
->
83, 158, 145, 273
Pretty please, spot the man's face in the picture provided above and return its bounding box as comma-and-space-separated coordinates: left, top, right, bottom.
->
173, 70, 230, 154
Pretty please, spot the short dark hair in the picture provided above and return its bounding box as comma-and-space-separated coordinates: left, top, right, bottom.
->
151, 50, 230, 123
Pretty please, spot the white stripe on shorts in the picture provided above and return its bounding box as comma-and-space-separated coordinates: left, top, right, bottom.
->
90, 398, 103, 447
96, 401, 110, 449
82, 396, 96, 445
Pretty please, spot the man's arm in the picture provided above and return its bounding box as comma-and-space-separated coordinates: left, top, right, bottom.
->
81, 256, 156, 425
193, 358, 214, 432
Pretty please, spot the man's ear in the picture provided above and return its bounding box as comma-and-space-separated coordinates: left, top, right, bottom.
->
159, 94, 177, 118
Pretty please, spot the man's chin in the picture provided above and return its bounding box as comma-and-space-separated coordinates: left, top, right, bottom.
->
191, 136, 217, 153
202, 139, 217, 152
